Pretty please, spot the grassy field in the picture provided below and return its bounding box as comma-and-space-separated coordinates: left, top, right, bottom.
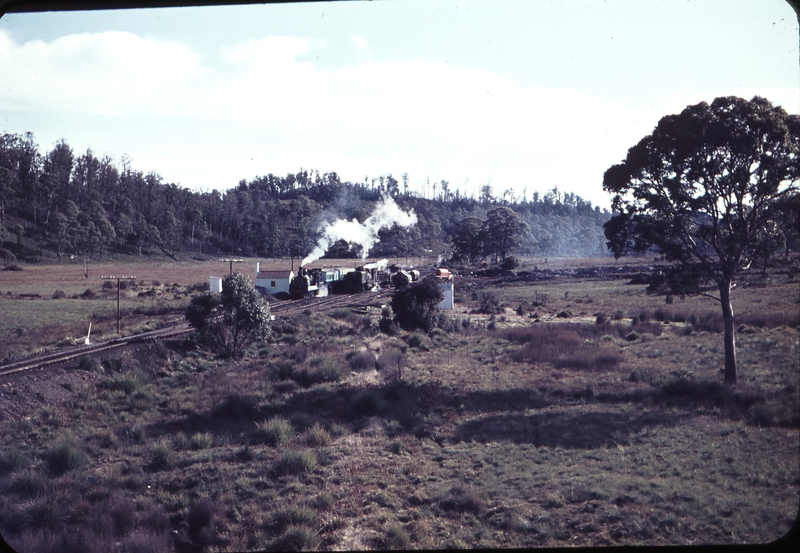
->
0, 255, 798, 551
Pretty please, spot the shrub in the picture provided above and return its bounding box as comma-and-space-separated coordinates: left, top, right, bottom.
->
9, 470, 47, 496
391, 277, 444, 332
348, 350, 377, 372
52, 289, 66, 299
330, 308, 352, 320
270, 505, 317, 532
377, 348, 407, 381
305, 423, 331, 447
190, 432, 214, 450
128, 388, 155, 411
351, 390, 386, 417
110, 370, 150, 394
107, 497, 136, 537
212, 393, 259, 421
78, 356, 104, 373
267, 526, 320, 552
477, 292, 503, 314
187, 498, 223, 547
20, 496, 64, 531
0, 448, 28, 474
119, 529, 171, 553
407, 333, 427, 349
501, 256, 521, 271
380, 522, 412, 549
147, 441, 174, 471
272, 451, 318, 477
46, 436, 88, 475
439, 486, 485, 516
254, 418, 294, 446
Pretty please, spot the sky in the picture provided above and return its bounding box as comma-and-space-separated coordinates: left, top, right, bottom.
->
0, 0, 798, 209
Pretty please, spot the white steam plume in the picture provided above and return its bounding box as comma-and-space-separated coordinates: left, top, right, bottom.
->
302, 195, 417, 266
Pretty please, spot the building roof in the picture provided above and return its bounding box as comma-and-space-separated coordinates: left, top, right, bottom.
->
256, 270, 294, 279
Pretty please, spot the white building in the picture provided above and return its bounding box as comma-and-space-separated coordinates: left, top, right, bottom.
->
438, 281, 454, 310
254, 262, 294, 296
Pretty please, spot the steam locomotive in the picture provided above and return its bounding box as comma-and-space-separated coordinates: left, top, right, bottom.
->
289, 260, 396, 299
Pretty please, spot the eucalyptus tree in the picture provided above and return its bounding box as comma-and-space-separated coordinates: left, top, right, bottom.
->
603, 96, 799, 384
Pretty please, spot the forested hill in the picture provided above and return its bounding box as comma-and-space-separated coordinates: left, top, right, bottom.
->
0, 132, 611, 265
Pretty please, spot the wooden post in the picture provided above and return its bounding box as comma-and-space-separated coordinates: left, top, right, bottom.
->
101, 276, 136, 334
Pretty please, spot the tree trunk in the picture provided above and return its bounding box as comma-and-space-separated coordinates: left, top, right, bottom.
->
719, 277, 737, 384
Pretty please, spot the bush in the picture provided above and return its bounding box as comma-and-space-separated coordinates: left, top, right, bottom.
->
407, 333, 427, 349
0, 448, 28, 474
391, 277, 444, 332
348, 350, 377, 372
305, 423, 331, 447
330, 308, 352, 320
110, 370, 150, 394
187, 498, 223, 548
272, 451, 318, 477
477, 292, 503, 314
78, 356, 104, 373
269, 505, 316, 533
351, 390, 386, 417
439, 486, 485, 516
190, 432, 214, 450
254, 418, 294, 446
46, 436, 88, 475
147, 441, 174, 471
377, 348, 407, 381
19, 496, 64, 531
9, 470, 47, 496
380, 522, 412, 549
267, 526, 320, 551
52, 289, 66, 299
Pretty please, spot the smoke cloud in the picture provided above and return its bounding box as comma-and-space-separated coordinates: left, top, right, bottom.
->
302, 195, 417, 266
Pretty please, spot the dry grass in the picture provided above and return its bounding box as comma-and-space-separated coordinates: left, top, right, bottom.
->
0, 256, 797, 549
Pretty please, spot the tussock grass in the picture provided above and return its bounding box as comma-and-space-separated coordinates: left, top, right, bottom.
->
502, 325, 624, 371
254, 418, 294, 446
271, 450, 318, 477
266, 525, 319, 551
304, 423, 331, 447
348, 350, 377, 372
1, 258, 797, 550
45, 436, 88, 476
0, 448, 28, 474
146, 441, 174, 471
9, 470, 47, 496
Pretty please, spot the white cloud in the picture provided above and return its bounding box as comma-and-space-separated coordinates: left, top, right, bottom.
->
1, 27, 795, 209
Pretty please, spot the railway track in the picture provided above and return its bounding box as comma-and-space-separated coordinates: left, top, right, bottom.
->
0, 289, 393, 377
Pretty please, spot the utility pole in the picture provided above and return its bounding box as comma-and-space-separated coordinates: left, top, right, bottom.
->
220, 258, 243, 275
101, 275, 136, 334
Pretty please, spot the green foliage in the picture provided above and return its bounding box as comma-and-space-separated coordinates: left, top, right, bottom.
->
45, 436, 88, 476
603, 96, 800, 383
187, 273, 271, 357
254, 418, 294, 446
272, 451, 318, 477
0, 448, 28, 474
266, 526, 320, 552
147, 441, 174, 471
390, 276, 444, 332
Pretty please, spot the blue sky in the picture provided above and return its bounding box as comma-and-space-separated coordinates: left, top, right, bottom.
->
1, 0, 797, 208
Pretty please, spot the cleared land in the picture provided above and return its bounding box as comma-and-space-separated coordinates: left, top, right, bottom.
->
0, 255, 797, 551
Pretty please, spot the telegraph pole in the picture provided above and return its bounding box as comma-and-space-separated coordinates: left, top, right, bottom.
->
220, 258, 243, 275
101, 275, 136, 334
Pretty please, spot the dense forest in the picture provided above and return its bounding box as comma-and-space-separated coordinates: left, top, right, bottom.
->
0, 132, 611, 266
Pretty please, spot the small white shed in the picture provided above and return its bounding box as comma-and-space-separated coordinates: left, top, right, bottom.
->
254, 262, 294, 296
209, 276, 222, 293
438, 281, 454, 310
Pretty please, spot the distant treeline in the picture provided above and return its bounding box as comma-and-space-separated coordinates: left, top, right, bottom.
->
0, 132, 611, 264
